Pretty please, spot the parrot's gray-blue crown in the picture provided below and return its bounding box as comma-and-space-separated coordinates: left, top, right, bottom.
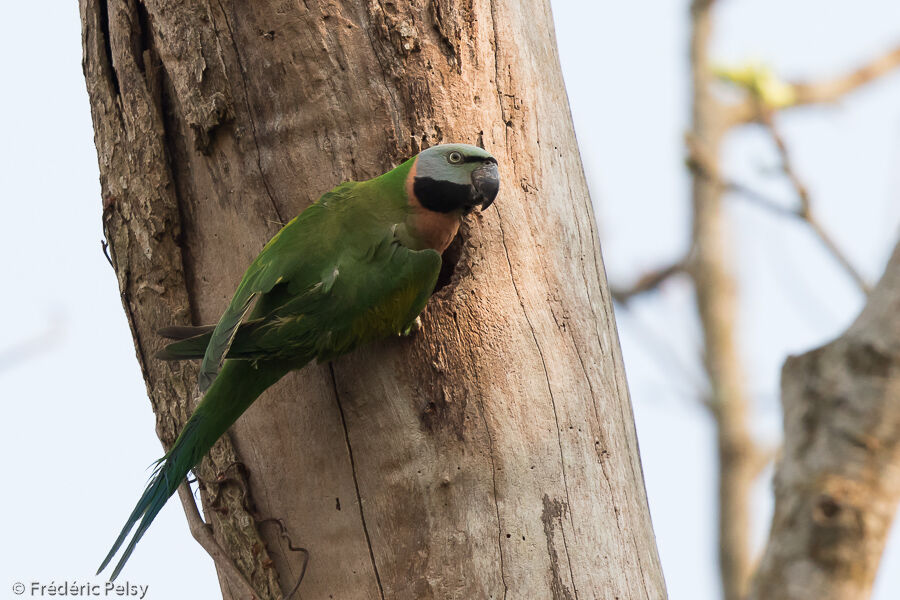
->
414, 143, 500, 214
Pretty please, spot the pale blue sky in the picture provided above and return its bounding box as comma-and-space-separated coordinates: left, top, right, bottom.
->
1, 1, 898, 598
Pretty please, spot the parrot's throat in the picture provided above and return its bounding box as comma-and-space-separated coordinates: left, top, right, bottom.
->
404, 160, 462, 253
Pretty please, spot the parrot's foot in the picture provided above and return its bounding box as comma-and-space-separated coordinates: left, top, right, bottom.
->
399, 316, 424, 337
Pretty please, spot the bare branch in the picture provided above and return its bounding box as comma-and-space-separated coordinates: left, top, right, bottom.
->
726, 181, 799, 219
790, 45, 900, 107
760, 111, 872, 294
610, 261, 688, 304
689, 123, 872, 295
728, 45, 900, 125
613, 304, 712, 403
177, 483, 260, 600
690, 16, 894, 600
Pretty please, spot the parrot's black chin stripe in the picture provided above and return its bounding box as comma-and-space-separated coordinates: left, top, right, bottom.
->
413, 162, 500, 214
413, 177, 473, 213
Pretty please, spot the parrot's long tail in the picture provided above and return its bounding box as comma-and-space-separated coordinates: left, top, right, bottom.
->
98, 358, 295, 580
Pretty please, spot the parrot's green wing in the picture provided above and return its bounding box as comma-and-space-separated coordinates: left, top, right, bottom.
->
166, 238, 441, 364
197, 200, 332, 391
198, 184, 441, 387
255, 233, 442, 362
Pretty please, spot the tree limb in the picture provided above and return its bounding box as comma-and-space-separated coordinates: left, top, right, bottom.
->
177, 483, 261, 600
689, 2, 759, 597
760, 111, 871, 294
689, 124, 871, 295
610, 261, 688, 304
790, 46, 900, 107
729, 45, 900, 125
749, 239, 900, 600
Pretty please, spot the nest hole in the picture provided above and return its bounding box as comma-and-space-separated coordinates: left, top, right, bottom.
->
434, 234, 464, 294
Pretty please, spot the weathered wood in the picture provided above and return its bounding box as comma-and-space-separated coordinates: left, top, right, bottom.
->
81, 0, 667, 597
749, 241, 900, 600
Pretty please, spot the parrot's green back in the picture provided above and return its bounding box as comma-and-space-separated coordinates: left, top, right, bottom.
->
99, 143, 500, 580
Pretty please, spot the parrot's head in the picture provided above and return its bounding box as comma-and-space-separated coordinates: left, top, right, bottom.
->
411, 143, 500, 215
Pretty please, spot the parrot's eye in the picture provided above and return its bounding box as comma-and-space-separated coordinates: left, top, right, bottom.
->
448, 151, 463, 164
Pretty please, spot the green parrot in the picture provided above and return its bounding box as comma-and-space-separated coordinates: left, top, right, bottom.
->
98, 143, 500, 579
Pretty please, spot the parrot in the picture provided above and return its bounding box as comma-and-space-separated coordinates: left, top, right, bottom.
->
98, 143, 500, 580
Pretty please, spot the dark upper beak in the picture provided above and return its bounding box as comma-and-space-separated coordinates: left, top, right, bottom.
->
471, 160, 500, 211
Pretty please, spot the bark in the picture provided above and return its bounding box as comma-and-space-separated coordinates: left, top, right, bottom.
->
749, 241, 900, 600
80, 1, 667, 598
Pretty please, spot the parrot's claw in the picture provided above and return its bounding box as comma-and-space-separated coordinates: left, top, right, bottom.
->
399, 316, 424, 337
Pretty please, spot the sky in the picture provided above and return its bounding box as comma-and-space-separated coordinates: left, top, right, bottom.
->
0, 1, 898, 599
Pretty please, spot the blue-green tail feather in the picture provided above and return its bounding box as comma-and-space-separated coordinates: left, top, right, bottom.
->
98, 359, 297, 580
97, 419, 205, 578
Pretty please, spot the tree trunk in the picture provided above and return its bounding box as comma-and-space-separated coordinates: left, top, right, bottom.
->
748, 240, 900, 600
80, 1, 666, 598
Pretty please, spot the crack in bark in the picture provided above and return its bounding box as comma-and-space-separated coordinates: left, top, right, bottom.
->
565, 190, 606, 432
487, 0, 510, 151
566, 326, 601, 440
84, 1, 284, 596
478, 394, 510, 600
530, 173, 601, 434
484, 12, 581, 547
329, 364, 386, 600
153, 41, 203, 327
483, 24, 581, 580
533, 187, 634, 596
557, 510, 580, 600
96, 0, 122, 97
357, 2, 405, 147
577, 158, 650, 571
214, 0, 286, 226
563, 166, 655, 600
451, 311, 509, 600
492, 204, 575, 531
597, 438, 637, 596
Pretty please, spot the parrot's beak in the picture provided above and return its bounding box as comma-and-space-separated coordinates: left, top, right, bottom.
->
471, 160, 500, 211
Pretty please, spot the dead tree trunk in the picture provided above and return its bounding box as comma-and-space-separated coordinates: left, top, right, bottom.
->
80, 1, 666, 598
749, 240, 900, 600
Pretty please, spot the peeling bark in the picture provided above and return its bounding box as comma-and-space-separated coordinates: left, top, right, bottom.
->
749, 241, 900, 600
80, 1, 667, 598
